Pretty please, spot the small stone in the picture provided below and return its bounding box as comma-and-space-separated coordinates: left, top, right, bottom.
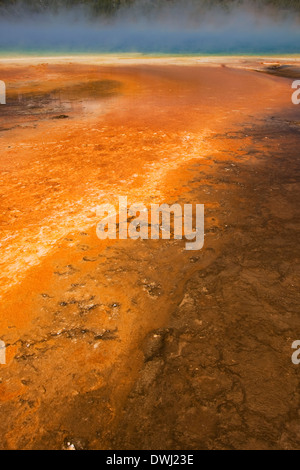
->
142, 330, 167, 362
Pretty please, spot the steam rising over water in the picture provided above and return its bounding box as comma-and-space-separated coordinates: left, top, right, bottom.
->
0, 1, 300, 54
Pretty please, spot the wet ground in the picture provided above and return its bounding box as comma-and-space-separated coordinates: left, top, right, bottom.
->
0, 58, 299, 450
110, 115, 300, 451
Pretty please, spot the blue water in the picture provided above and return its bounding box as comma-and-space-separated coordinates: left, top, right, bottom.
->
0, 7, 299, 56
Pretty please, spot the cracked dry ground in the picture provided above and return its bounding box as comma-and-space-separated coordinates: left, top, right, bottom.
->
1, 113, 299, 451
109, 117, 300, 451
0, 65, 299, 450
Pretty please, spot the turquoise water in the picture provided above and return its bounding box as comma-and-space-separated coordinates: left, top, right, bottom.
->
0, 4, 299, 58
0, 49, 299, 59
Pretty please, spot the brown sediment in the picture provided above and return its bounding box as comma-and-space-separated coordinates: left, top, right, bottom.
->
260, 64, 300, 79
0, 59, 299, 450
